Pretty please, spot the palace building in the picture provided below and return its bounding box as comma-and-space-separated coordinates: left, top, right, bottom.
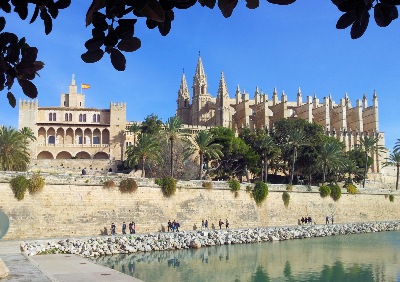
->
176, 56, 385, 173
18, 75, 132, 172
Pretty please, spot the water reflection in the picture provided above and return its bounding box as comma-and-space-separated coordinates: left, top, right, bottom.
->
92, 231, 400, 282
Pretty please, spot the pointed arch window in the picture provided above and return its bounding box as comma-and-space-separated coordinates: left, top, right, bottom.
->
69, 113, 72, 121
53, 113, 56, 121
65, 113, 68, 121
83, 114, 86, 122
97, 114, 100, 122
93, 114, 96, 122
49, 113, 53, 121
79, 114, 82, 122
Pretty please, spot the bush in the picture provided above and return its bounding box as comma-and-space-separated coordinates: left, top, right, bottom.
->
389, 195, 394, 202
10, 175, 29, 201
246, 185, 253, 193
345, 183, 357, 194
282, 191, 290, 208
319, 186, 331, 198
286, 184, 293, 191
154, 178, 163, 186
330, 185, 342, 201
228, 179, 240, 192
119, 178, 138, 193
253, 181, 268, 206
161, 176, 177, 197
202, 181, 213, 189
306, 185, 312, 192
103, 179, 115, 188
28, 174, 45, 195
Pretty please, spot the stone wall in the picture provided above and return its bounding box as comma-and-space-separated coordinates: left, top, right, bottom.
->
0, 179, 399, 240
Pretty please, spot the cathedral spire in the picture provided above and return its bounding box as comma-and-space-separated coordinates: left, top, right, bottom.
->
179, 72, 190, 100
71, 74, 76, 86
195, 56, 206, 83
193, 55, 208, 97
217, 71, 229, 99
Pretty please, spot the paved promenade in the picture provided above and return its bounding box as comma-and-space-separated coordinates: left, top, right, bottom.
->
0, 240, 142, 282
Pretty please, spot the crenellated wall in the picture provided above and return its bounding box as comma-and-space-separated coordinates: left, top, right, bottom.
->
0, 178, 399, 240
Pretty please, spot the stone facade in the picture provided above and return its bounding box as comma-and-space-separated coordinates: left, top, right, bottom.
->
18, 75, 136, 172
177, 56, 385, 172
0, 176, 398, 240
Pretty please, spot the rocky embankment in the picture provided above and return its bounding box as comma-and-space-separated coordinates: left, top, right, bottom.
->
21, 221, 400, 258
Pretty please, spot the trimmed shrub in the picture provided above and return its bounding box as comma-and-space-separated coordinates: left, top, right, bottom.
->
228, 179, 240, 192
103, 179, 115, 189
330, 185, 342, 201
154, 178, 163, 186
286, 184, 293, 191
28, 174, 45, 195
253, 181, 268, 206
389, 195, 394, 202
119, 178, 138, 193
10, 175, 29, 201
202, 181, 213, 189
345, 183, 357, 194
282, 191, 290, 208
319, 186, 331, 198
161, 176, 177, 197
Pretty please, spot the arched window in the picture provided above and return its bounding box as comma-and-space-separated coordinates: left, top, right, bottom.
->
83, 114, 86, 122
53, 113, 56, 121
48, 136, 55, 144
65, 113, 68, 121
93, 136, 100, 144
79, 114, 82, 122
93, 114, 96, 122
49, 113, 53, 121
97, 114, 100, 122
69, 113, 72, 121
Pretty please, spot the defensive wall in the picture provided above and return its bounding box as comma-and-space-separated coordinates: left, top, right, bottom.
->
0, 172, 399, 240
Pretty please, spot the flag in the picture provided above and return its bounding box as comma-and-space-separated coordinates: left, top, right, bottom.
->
81, 83, 90, 89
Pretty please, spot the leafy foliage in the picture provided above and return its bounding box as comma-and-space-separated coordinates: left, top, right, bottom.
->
10, 175, 29, 200
330, 184, 342, 201
119, 178, 138, 193
154, 178, 163, 186
383, 149, 400, 191
319, 185, 331, 198
28, 173, 45, 194
252, 181, 269, 206
140, 114, 163, 135
345, 183, 358, 194
0, 126, 30, 171
228, 179, 240, 192
286, 184, 293, 191
162, 116, 185, 177
389, 194, 394, 202
103, 179, 115, 188
282, 191, 290, 208
161, 176, 177, 197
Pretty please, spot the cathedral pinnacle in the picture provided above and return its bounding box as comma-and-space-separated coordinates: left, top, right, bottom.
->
297, 87, 302, 96
217, 71, 229, 99
273, 87, 277, 96
373, 89, 377, 99
71, 74, 76, 86
195, 56, 206, 81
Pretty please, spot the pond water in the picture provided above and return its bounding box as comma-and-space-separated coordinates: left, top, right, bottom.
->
93, 230, 400, 282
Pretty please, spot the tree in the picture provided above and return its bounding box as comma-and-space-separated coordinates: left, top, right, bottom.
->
383, 150, 400, 191
127, 122, 141, 145
125, 133, 162, 177
140, 114, 163, 135
285, 127, 308, 185
2, 0, 398, 107
162, 116, 186, 177
0, 126, 30, 171
185, 130, 223, 180
357, 133, 386, 188
315, 138, 345, 184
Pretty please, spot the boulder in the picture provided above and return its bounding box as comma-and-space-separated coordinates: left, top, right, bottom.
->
0, 258, 9, 279
190, 240, 201, 249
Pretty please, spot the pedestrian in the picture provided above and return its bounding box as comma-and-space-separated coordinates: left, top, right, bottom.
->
218, 219, 224, 229
325, 216, 329, 224
132, 222, 136, 234
111, 222, 116, 235
122, 221, 126, 234
205, 220, 209, 230
201, 219, 205, 230
167, 220, 172, 232
226, 219, 229, 229
331, 216, 334, 224
129, 222, 133, 234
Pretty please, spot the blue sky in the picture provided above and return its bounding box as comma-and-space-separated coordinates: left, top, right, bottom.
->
1, 1, 400, 149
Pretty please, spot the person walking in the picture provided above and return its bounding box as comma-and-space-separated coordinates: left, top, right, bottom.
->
218, 219, 224, 229
205, 220, 209, 230
331, 216, 334, 224
111, 223, 116, 235
226, 219, 229, 229
325, 216, 329, 224
122, 222, 127, 234
201, 219, 205, 230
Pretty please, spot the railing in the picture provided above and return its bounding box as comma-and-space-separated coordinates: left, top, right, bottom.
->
37, 143, 109, 148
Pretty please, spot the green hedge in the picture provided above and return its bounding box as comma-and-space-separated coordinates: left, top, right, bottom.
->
10, 175, 29, 201
228, 179, 240, 192
119, 178, 138, 193
253, 181, 268, 206
161, 176, 177, 197
319, 186, 331, 198
330, 185, 342, 201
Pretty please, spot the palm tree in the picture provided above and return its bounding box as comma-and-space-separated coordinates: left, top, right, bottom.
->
19, 127, 36, 142
357, 133, 386, 188
162, 116, 186, 178
126, 133, 162, 177
255, 132, 278, 183
383, 150, 400, 191
286, 128, 308, 185
185, 130, 223, 180
128, 122, 141, 145
316, 139, 344, 184
0, 126, 30, 171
